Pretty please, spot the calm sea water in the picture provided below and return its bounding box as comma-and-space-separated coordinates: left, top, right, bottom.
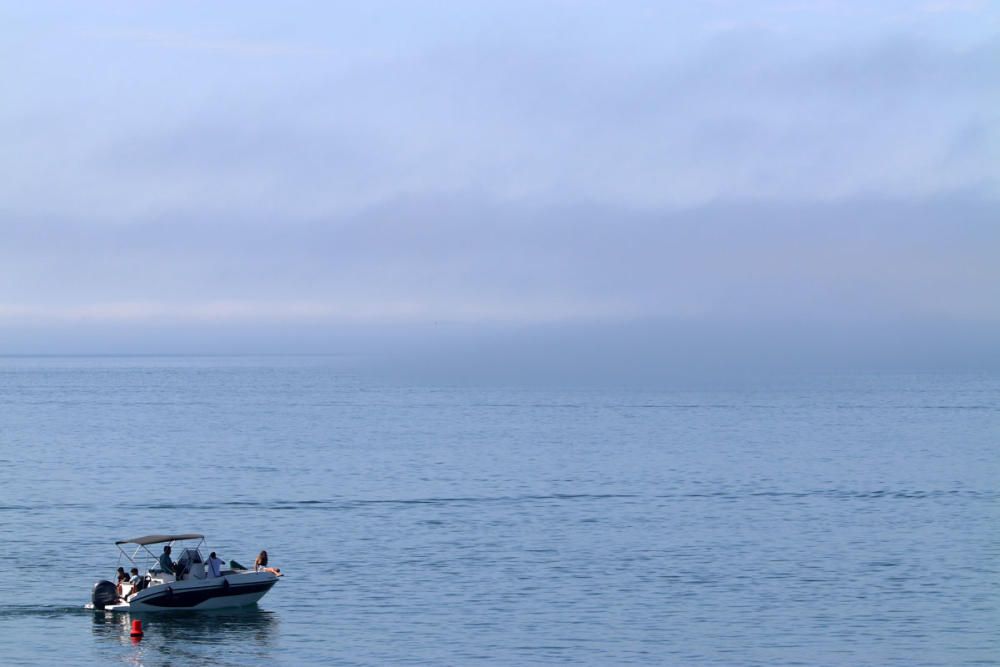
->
0, 356, 996, 665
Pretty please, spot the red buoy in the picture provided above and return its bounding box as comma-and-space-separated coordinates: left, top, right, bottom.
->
130, 619, 143, 637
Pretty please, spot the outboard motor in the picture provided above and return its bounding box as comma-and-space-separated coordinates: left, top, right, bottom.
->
91, 580, 118, 610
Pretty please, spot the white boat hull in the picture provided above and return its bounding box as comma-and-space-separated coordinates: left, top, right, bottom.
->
92, 572, 279, 612
128, 586, 270, 611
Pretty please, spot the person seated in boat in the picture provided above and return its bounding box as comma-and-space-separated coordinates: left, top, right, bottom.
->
206, 551, 225, 578
125, 567, 143, 600
119, 567, 145, 602
115, 568, 128, 598
156, 545, 176, 577
254, 550, 283, 576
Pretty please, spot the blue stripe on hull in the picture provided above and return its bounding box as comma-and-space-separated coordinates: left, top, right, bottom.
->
140, 580, 276, 608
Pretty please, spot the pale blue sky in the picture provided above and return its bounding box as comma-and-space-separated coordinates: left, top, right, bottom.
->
1, 1, 998, 361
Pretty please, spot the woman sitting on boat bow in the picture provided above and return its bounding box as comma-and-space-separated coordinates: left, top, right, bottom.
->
254, 550, 282, 576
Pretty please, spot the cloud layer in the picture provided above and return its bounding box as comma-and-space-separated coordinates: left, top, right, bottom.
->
1, 2, 998, 361
3, 196, 997, 324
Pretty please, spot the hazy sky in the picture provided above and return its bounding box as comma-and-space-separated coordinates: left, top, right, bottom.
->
1, 2, 998, 364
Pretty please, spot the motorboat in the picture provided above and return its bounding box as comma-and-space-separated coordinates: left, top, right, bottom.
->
87, 533, 280, 612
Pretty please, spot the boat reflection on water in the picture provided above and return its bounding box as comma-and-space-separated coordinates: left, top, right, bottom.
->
92, 607, 278, 664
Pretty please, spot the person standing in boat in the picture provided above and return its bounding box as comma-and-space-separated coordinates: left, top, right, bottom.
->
206, 551, 225, 578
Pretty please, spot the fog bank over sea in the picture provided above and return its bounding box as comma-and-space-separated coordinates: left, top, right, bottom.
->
3, 319, 999, 385
3, 195, 999, 379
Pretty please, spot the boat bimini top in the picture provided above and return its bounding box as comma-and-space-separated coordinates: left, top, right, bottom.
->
115, 533, 205, 569
116, 533, 205, 546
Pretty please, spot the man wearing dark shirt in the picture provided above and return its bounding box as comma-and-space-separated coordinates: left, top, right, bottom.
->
159, 545, 175, 576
